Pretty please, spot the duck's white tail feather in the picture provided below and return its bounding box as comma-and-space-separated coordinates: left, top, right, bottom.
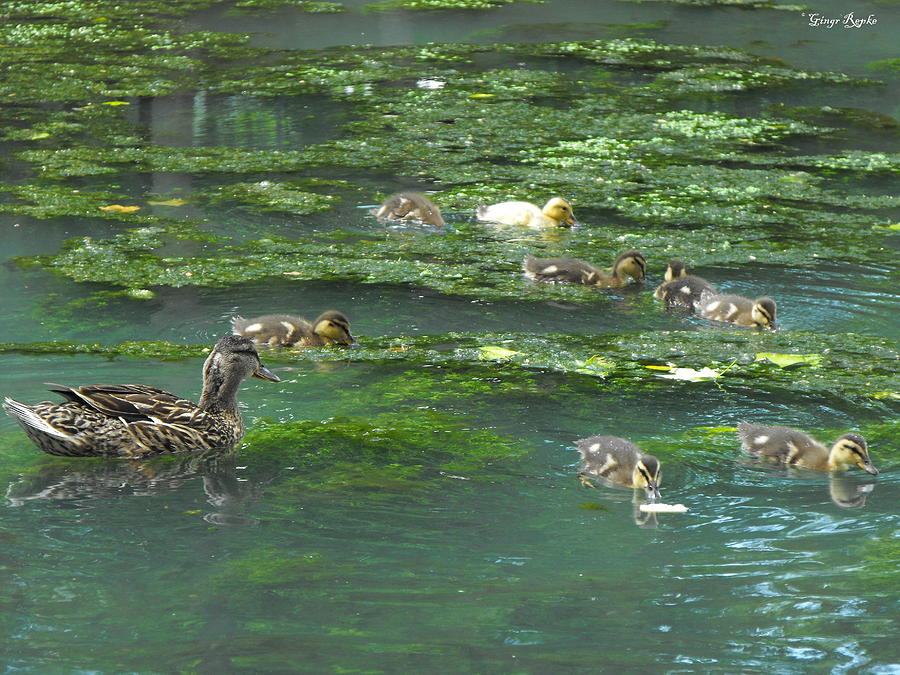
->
2, 398, 72, 439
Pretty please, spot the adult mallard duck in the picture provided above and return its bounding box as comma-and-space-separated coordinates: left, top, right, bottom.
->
477, 197, 575, 228
654, 259, 716, 310
575, 435, 662, 499
737, 422, 877, 475
2, 335, 280, 458
523, 250, 646, 286
231, 310, 354, 347
373, 192, 445, 227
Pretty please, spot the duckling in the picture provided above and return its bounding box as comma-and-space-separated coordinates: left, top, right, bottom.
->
2, 335, 280, 458
477, 197, 575, 228
576, 435, 661, 499
654, 259, 716, 310
699, 293, 776, 329
523, 250, 646, 286
232, 310, 353, 347
373, 192, 444, 227
737, 422, 878, 475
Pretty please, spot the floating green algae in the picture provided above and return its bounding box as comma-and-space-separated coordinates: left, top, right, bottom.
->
205, 181, 340, 215
363, 0, 541, 10
2, 331, 897, 410
232, 0, 344, 12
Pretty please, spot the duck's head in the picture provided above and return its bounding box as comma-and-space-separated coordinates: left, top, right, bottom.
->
542, 197, 576, 226
313, 311, 354, 346
632, 454, 661, 500
664, 259, 687, 282
751, 297, 777, 330
204, 335, 280, 385
613, 250, 647, 283
831, 433, 877, 475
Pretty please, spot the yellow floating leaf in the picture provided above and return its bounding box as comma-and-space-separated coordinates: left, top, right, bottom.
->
871, 391, 900, 400
755, 352, 822, 368
478, 345, 519, 360
645, 365, 672, 371
99, 204, 140, 213
147, 199, 189, 207
469, 93, 496, 99
29, 132, 51, 140
102, 100, 130, 106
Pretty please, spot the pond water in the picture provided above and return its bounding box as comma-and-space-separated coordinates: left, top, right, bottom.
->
1, 0, 898, 672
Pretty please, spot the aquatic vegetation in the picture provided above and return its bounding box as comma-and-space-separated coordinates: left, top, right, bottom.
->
364, 0, 541, 10
2, 331, 896, 410
205, 181, 340, 215
232, 0, 344, 11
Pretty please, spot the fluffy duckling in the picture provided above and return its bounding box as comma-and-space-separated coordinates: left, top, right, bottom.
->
738, 422, 878, 475
477, 197, 575, 228
232, 311, 353, 347
2, 335, 279, 458
523, 250, 646, 286
699, 293, 776, 330
373, 192, 444, 227
576, 435, 661, 499
654, 259, 716, 310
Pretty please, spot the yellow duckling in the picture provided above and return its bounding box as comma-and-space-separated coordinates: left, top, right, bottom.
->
576, 435, 662, 499
738, 422, 877, 475
699, 294, 776, 329
477, 197, 575, 228
523, 250, 646, 286
373, 192, 444, 227
232, 311, 354, 347
654, 259, 716, 310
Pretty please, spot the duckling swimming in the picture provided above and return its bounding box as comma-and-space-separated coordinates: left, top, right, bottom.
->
654, 259, 716, 310
373, 192, 444, 227
737, 422, 878, 475
232, 310, 354, 347
523, 250, 646, 287
699, 293, 776, 330
477, 197, 575, 228
576, 435, 661, 499
2, 335, 279, 458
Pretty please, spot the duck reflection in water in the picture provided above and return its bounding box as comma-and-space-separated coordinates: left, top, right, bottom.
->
4, 451, 261, 525
829, 474, 875, 509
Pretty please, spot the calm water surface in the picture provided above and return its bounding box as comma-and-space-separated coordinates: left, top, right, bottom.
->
1, 0, 898, 672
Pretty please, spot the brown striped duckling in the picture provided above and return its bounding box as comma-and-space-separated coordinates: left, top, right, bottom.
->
576, 435, 661, 499
373, 192, 444, 227
2, 335, 279, 458
523, 250, 646, 286
738, 422, 877, 475
232, 311, 354, 347
477, 197, 575, 228
654, 259, 716, 310
699, 293, 776, 330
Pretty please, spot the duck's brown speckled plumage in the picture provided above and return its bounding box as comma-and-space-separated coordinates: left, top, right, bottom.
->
232, 310, 353, 347
738, 422, 877, 475
575, 434, 662, 499
654, 259, 716, 310
523, 250, 646, 287
374, 192, 444, 227
3, 335, 279, 458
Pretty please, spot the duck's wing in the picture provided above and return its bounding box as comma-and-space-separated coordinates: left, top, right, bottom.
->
46, 383, 195, 423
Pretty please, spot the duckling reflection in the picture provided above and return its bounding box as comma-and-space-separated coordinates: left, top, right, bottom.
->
4, 452, 260, 524
829, 474, 875, 509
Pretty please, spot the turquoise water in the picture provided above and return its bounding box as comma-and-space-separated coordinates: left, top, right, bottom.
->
1, 0, 898, 672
